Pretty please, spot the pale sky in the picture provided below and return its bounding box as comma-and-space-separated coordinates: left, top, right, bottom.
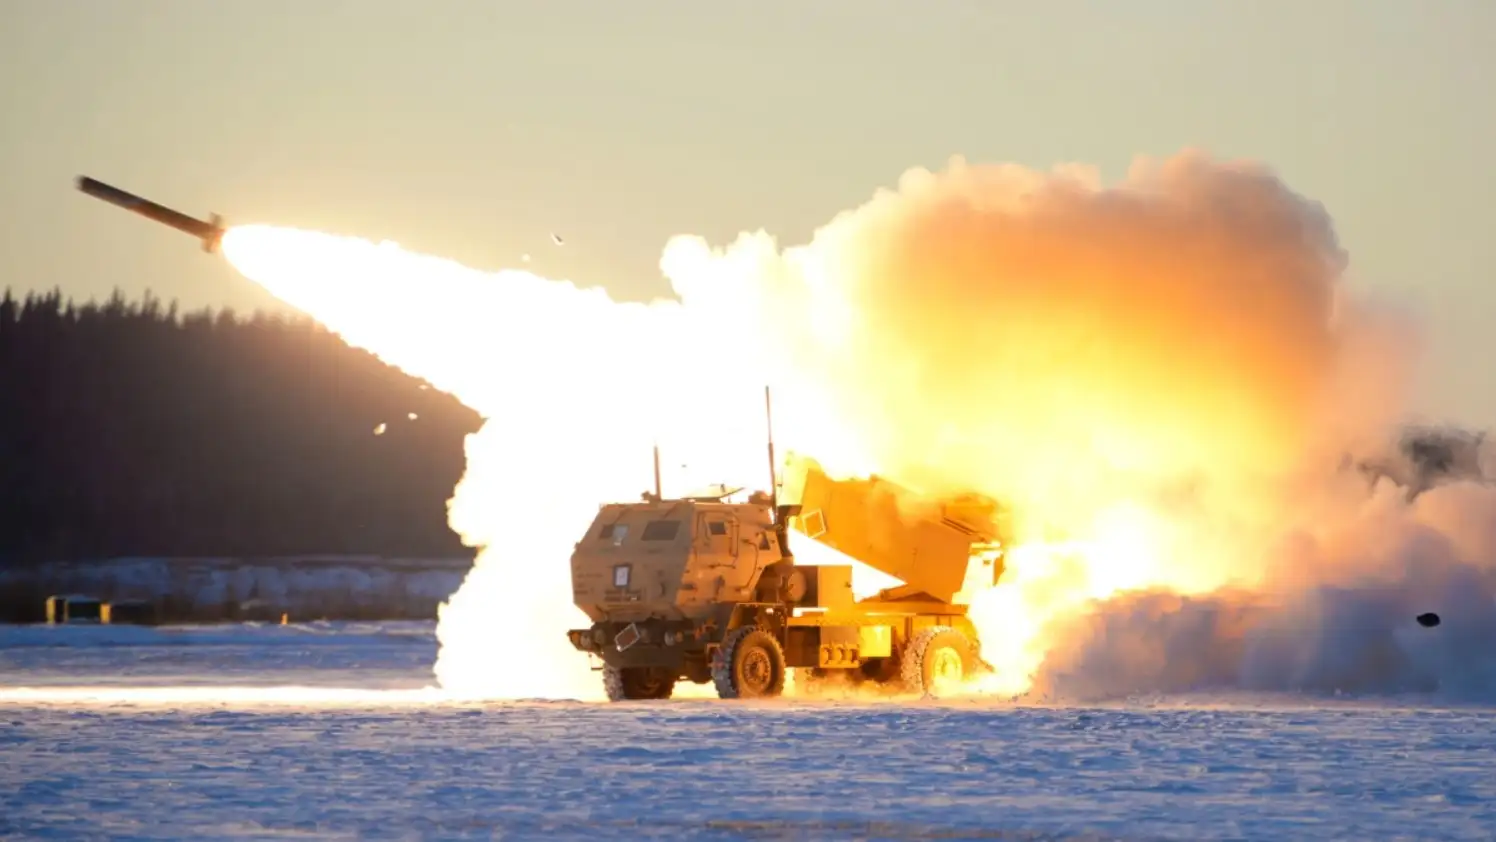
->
2, 0, 1492, 424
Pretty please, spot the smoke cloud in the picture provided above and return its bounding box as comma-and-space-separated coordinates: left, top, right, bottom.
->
670, 151, 1410, 524
1030, 471, 1496, 703
224, 148, 1492, 704
664, 149, 1476, 700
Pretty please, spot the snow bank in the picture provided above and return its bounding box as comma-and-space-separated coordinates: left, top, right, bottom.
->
0, 556, 471, 624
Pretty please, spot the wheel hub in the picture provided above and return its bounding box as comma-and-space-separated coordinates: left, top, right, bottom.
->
742, 648, 772, 691
930, 647, 964, 692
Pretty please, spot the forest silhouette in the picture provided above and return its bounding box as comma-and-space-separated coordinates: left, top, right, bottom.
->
0, 287, 482, 568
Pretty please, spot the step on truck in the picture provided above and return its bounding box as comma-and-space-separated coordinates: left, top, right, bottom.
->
566, 450, 1010, 701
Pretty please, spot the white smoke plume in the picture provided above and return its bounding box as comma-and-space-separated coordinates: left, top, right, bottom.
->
1031, 442, 1496, 703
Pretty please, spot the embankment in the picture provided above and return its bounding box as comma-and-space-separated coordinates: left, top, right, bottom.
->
0, 556, 472, 624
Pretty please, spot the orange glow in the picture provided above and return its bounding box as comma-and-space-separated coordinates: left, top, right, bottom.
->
220, 150, 1410, 700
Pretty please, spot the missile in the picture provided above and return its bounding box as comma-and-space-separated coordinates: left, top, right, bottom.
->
75, 175, 226, 254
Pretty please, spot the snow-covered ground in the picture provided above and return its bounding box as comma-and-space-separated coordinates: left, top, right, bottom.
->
3, 622, 1494, 840
0, 621, 438, 689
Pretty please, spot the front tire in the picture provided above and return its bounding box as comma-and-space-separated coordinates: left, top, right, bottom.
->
602, 665, 676, 701
901, 626, 976, 699
712, 625, 787, 699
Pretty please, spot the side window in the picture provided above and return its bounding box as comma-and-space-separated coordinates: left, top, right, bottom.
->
707, 521, 728, 537
598, 523, 629, 546
642, 520, 680, 541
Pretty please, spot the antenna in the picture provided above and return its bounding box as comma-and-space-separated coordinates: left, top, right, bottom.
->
765, 385, 777, 508
652, 441, 663, 500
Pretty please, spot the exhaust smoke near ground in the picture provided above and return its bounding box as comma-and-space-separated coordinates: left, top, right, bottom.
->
220, 149, 1494, 703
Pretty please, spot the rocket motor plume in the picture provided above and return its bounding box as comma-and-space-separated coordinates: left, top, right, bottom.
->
221, 149, 1483, 702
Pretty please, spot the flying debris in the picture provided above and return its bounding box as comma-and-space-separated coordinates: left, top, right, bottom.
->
1416, 612, 1441, 628
550, 233, 564, 245
373, 423, 387, 436
75, 176, 226, 254
407, 412, 419, 421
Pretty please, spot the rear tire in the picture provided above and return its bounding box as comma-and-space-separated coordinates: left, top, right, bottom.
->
712, 625, 787, 699
603, 665, 676, 701
901, 626, 976, 699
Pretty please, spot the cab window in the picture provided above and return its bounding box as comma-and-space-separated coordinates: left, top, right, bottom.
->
641, 520, 680, 541
598, 523, 628, 545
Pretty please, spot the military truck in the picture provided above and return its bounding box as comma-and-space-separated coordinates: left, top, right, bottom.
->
566, 449, 1010, 701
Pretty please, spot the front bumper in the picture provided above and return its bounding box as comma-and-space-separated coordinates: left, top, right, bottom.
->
567, 618, 709, 659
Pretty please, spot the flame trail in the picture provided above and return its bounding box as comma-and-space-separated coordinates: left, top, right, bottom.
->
220, 227, 852, 700
222, 150, 1492, 703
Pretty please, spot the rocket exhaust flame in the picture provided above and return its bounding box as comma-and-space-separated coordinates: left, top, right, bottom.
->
216, 150, 1496, 704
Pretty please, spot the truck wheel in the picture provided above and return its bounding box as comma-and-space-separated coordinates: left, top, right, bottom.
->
901, 626, 975, 699
712, 625, 786, 699
602, 665, 676, 701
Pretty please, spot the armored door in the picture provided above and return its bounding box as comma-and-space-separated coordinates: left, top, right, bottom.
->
698, 512, 738, 561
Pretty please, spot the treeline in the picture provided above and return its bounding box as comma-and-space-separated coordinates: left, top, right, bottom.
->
0, 287, 483, 566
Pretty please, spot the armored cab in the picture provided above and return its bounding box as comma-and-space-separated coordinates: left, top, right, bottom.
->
567, 453, 1012, 702
568, 495, 791, 699
570, 497, 786, 625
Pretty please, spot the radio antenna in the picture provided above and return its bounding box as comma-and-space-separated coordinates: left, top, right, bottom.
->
652, 441, 663, 500
764, 385, 777, 508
